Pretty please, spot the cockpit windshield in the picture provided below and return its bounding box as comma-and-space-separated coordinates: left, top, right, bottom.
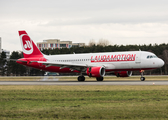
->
147, 55, 158, 59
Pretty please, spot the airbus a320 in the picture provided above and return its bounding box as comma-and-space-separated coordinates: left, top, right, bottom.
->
16, 31, 164, 81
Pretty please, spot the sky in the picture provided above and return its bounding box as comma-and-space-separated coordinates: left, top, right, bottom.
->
0, 0, 168, 53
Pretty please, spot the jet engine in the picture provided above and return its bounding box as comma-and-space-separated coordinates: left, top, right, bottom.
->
86, 66, 105, 77
115, 71, 132, 77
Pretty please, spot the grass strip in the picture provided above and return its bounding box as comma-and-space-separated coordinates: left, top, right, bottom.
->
0, 85, 168, 119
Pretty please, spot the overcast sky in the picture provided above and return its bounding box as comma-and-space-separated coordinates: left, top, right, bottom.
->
0, 0, 168, 52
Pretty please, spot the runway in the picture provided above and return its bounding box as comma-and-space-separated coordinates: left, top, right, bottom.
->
0, 81, 168, 85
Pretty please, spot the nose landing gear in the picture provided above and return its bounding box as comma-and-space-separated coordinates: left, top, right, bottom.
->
140, 70, 145, 81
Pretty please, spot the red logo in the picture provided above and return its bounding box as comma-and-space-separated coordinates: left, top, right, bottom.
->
91, 54, 136, 62
20, 34, 33, 55
22, 35, 32, 51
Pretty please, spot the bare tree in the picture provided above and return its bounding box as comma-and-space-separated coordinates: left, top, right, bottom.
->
97, 39, 110, 47
88, 39, 96, 46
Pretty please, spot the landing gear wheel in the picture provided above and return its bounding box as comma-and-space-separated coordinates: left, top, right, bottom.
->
140, 77, 145, 81
96, 77, 104, 81
78, 76, 85, 81
140, 70, 145, 81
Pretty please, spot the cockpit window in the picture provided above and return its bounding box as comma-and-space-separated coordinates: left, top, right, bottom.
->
147, 55, 158, 59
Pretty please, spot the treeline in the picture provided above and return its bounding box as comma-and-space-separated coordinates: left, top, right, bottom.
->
0, 51, 45, 76
0, 43, 168, 76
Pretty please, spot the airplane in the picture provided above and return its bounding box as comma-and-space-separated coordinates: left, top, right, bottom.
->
16, 30, 164, 81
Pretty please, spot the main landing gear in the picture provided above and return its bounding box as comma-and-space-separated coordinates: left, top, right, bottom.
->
77, 76, 104, 81
96, 77, 104, 81
140, 70, 145, 81
78, 76, 85, 81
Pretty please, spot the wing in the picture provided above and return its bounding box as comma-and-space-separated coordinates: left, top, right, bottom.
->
38, 61, 113, 72
38, 61, 116, 73
38, 61, 90, 72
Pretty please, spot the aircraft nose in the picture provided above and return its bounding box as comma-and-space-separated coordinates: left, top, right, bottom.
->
158, 58, 164, 67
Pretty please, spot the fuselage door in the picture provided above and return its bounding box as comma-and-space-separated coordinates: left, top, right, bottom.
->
135, 51, 141, 68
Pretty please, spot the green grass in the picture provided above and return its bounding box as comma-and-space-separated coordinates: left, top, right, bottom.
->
0, 86, 168, 119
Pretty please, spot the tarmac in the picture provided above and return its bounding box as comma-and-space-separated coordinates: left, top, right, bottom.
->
0, 81, 168, 85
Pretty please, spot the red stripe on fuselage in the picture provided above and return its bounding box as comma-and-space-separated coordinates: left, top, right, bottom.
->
105, 68, 158, 72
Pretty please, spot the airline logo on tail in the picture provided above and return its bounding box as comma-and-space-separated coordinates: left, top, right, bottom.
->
19, 30, 44, 58
20, 34, 33, 55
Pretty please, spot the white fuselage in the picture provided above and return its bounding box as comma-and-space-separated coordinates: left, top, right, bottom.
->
44, 51, 164, 72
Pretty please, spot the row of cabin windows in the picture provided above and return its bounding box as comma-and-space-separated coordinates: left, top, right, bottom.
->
53, 57, 135, 62
54, 59, 91, 62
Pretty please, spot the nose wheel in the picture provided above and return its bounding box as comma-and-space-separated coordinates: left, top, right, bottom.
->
140, 77, 145, 81
140, 70, 145, 81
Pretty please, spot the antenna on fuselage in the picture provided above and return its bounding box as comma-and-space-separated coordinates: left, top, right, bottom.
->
139, 49, 141, 51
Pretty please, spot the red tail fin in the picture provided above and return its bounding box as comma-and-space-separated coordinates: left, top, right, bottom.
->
19, 31, 43, 58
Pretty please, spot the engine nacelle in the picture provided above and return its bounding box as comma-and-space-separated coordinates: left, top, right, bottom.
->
86, 66, 105, 77
115, 71, 132, 77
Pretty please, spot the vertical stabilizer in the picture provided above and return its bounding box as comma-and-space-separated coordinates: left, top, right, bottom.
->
19, 31, 43, 58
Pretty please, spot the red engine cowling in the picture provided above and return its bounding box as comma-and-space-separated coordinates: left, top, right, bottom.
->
86, 66, 105, 77
115, 71, 132, 77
